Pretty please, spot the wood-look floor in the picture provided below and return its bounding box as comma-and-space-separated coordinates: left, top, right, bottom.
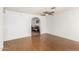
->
3, 33, 79, 51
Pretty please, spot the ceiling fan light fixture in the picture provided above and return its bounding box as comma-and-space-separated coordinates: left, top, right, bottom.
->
45, 14, 49, 16
41, 7, 56, 16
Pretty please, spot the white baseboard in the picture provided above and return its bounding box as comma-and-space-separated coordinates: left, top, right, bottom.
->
46, 32, 79, 42
0, 48, 3, 51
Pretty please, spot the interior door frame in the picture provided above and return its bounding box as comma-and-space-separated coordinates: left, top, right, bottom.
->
31, 17, 41, 36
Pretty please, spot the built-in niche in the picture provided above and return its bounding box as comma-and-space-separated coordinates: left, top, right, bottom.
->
31, 17, 40, 36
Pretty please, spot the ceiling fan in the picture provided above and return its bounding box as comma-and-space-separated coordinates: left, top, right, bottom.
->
41, 7, 56, 16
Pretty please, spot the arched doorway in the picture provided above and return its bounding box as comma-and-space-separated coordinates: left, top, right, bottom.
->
31, 17, 40, 36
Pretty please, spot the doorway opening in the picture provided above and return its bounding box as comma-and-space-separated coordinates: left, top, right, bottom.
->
31, 17, 40, 36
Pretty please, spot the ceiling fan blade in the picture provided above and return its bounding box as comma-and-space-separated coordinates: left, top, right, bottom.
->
43, 11, 48, 14
51, 7, 56, 9
41, 14, 46, 16
41, 7, 56, 16
50, 11, 55, 13
48, 13, 53, 15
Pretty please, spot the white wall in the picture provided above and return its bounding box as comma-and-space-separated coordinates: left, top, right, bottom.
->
5, 10, 46, 41
46, 8, 79, 41
40, 16, 46, 34
0, 7, 3, 50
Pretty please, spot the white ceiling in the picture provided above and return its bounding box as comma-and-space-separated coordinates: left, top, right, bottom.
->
5, 7, 72, 15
